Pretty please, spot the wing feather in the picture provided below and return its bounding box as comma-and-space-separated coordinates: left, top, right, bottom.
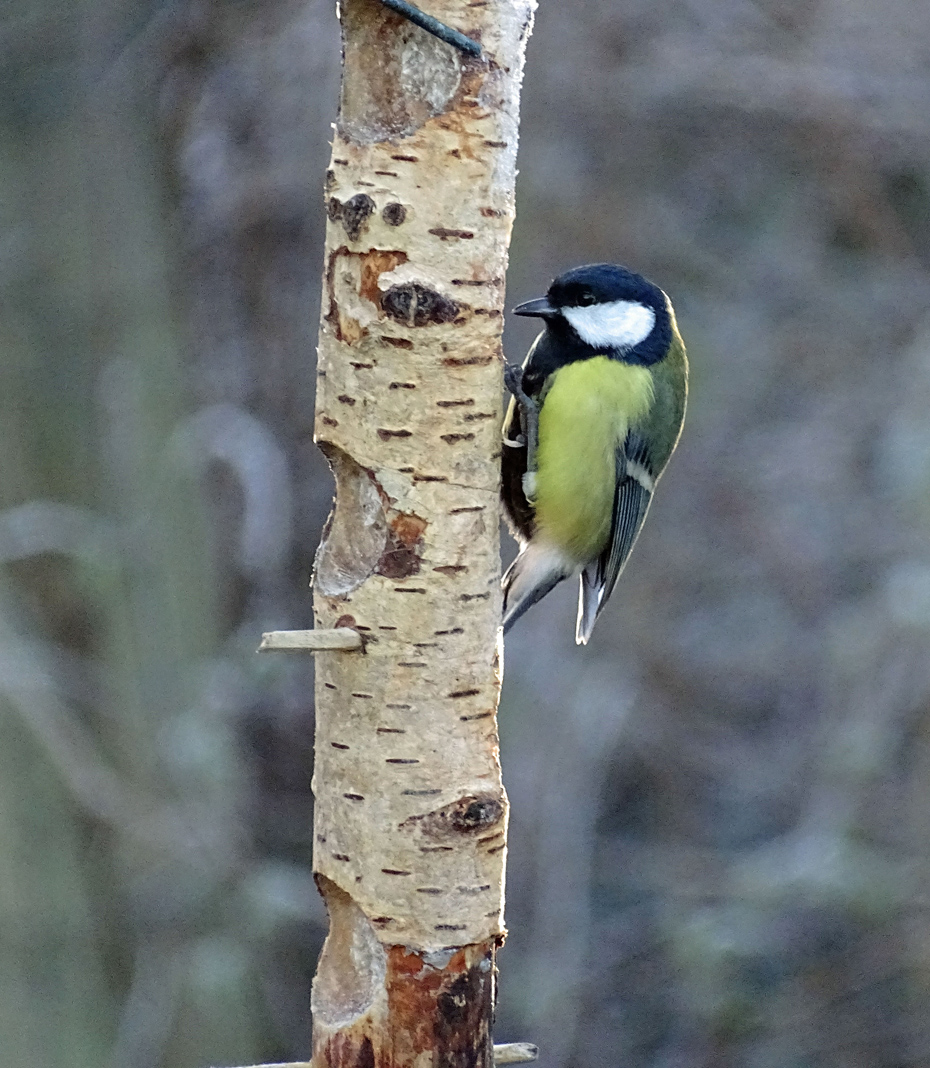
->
575, 432, 655, 644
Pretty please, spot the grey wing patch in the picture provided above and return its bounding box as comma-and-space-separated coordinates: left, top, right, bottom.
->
575, 433, 655, 644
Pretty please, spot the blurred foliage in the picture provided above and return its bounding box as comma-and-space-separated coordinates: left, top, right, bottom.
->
1, 0, 337, 1064
3, 0, 930, 1066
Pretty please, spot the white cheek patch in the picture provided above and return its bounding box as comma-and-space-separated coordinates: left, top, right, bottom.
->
563, 300, 655, 350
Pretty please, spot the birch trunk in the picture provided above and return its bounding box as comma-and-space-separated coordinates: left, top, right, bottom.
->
310, 1, 535, 1064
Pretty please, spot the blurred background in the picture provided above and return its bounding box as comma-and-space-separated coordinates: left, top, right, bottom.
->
3, 0, 930, 1065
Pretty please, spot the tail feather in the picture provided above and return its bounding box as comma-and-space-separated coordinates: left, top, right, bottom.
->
502, 543, 574, 634
576, 564, 601, 645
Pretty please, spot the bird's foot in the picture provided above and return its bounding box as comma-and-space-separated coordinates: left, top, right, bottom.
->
503, 364, 539, 481
503, 363, 525, 399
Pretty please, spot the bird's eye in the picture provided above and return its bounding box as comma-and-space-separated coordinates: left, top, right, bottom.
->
576, 291, 596, 306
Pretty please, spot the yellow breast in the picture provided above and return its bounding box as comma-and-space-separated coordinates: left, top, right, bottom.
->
534, 356, 654, 561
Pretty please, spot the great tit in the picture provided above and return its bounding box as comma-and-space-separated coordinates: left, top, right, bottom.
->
501, 263, 688, 644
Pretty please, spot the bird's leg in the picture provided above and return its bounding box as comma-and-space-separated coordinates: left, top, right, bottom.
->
503, 364, 539, 468
504, 364, 540, 502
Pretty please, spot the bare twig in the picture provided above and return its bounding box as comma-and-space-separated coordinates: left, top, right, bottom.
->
257, 628, 363, 652
494, 1042, 540, 1064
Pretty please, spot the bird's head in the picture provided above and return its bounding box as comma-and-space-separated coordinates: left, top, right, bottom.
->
513, 263, 672, 366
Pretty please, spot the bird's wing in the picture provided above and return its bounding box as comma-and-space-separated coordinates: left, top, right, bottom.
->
576, 432, 655, 644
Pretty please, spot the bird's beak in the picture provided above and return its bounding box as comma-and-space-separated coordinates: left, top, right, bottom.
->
512, 296, 558, 318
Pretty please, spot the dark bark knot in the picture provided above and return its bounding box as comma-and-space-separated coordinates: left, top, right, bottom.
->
399, 793, 505, 838
382, 201, 407, 226
454, 798, 503, 832
382, 283, 462, 327
376, 512, 427, 579
329, 193, 376, 241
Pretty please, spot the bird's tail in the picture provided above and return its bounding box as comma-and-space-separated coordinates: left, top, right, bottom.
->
576, 564, 602, 645
502, 542, 575, 634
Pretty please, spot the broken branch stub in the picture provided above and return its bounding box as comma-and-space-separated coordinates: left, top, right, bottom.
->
258, 629, 363, 652
310, 0, 535, 1063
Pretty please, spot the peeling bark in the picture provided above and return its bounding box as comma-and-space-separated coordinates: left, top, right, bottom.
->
310, 0, 535, 1063
313, 878, 496, 1067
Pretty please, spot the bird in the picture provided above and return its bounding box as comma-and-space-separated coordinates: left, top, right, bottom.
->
501, 262, 688, 644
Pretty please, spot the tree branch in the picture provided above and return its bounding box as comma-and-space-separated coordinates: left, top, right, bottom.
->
306, 0, 536, 1062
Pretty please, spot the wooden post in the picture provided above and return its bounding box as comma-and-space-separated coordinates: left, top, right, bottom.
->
308, 0, 535, 1063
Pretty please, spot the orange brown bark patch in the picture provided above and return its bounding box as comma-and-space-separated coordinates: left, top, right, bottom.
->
384, 944, 495, 1067
315, 942, 495, 1068
376, 512, 428, 579
360, 249, 408, 305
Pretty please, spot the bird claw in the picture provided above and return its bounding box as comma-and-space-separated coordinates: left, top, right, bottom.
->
503, 363, 524, 396
504, 363, 540, 491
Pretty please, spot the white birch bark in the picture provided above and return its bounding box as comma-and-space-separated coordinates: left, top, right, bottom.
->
308, 1, 535, 1063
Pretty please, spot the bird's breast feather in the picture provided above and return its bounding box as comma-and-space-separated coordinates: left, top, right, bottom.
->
533, 357, 655, 560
